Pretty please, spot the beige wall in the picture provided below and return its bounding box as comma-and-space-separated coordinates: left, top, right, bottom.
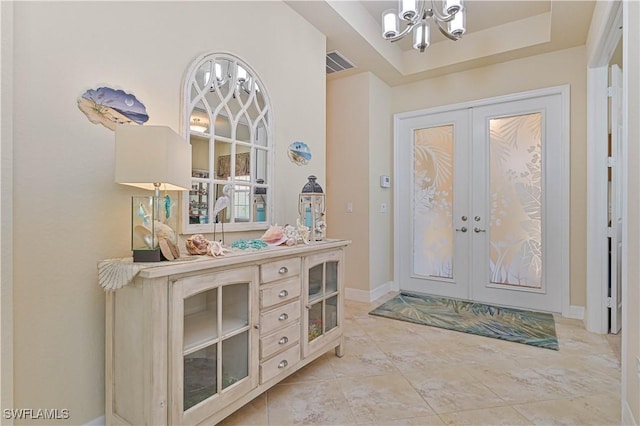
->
327, 73, 371, 292
391, 46, 588, 308
8, 1, 325, 423
327, 72, 394, 297
0, 0, 14, 419
368, 74, 394, 294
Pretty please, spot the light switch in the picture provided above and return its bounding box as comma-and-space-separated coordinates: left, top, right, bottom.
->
380, 202, 388, 213
347, 202, 353, 213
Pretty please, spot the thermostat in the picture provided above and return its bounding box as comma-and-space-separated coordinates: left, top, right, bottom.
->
380, 175, 391, 188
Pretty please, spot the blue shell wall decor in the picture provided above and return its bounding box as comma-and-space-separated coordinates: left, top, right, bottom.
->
77, 86, 149, 131
287, 141, 312, 166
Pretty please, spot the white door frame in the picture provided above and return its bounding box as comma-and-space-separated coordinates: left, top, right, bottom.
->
585, 1, 622, 334
394, 85, 570, 316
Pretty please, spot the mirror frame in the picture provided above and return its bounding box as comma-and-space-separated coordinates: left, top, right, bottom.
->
180, 52, 274, 235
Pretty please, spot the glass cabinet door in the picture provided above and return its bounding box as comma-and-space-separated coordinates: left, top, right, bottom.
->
172, 267, 258, 425
304, 251, 343, 356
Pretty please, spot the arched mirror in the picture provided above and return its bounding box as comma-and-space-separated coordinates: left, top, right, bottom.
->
182, 52, 273, 234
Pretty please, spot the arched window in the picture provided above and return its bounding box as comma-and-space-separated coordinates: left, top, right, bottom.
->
182, 52, 272, 234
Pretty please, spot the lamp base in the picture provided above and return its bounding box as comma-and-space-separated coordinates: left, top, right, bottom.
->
133, 249, 164, 263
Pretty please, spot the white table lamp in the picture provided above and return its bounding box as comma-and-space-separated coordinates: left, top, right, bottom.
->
114, 125, 191, 262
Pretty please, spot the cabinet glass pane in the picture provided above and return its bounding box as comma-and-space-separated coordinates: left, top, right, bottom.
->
184, 344, 217, 411
326, 261, 338, 294
221, 283, 249, 335
183, 289, 218, 353
189, 182, 210, 225
221, 331, 249, 390
325, 296, 338, 332
308, 302, 323, 342
308, 264, 323, 302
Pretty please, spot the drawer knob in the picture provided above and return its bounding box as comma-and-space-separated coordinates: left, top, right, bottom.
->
278, 290, 289, 298
278, 267, 288, 274
278, 313, 289, 321
278, 360, 288, 369
278, 336, 289, 345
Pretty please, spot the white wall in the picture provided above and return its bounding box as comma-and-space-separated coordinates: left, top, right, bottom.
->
623, 1, 640, 421
8, 1, 325, 423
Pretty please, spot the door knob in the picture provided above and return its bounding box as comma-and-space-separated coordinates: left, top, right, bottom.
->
461, 216, 468, 221
474, 216, 481, 222
474, 227, 486, 233
456, 227, 468, 232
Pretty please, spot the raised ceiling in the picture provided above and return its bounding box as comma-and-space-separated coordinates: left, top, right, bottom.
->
286, 0, 596, 86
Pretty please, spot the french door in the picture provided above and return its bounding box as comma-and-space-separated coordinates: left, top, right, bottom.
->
396, 88, 568, 313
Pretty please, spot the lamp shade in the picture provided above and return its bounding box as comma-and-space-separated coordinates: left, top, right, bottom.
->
114, 125, 192, 191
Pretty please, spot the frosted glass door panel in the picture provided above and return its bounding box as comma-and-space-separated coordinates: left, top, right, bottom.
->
489, 113, 542, 288
413, 125, 454, 279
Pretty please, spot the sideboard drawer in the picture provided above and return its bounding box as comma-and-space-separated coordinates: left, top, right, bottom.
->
260, 301, 300, 335
260, 277, 300, 309
261, 258, 300, 284
260, 344, 300, 384
260, 322, 300, 360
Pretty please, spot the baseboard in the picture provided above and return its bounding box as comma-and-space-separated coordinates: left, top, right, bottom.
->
564, 305, 585, 320
84, 415, 105, 426
623, 399, 637, 426
345, 281, 396, 303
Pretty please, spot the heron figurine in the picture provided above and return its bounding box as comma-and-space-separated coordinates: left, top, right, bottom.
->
212, 184, 232, 244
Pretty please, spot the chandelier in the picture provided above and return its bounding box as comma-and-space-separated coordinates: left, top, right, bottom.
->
381, 0, 466, 52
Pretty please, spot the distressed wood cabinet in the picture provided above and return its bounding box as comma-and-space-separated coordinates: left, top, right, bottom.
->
105, 240, 349, 425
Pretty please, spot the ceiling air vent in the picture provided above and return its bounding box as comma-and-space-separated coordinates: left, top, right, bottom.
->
326, 50, 356, 74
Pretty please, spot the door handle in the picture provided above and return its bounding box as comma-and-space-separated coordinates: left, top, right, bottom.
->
456, 227, 467, 232
474, 227, 486, 233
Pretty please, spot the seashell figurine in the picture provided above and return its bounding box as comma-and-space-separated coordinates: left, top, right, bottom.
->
185, 234, 211, 255
296, 218, 310, 245
282, 224, 299, 246
208, 240, 230, 257
260, 224, 288, 246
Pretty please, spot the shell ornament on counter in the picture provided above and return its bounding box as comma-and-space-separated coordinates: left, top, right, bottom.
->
260, 225, 288, 246
77, 86, 149, 131
260, 221, 310, 246
185, 234, 230, 258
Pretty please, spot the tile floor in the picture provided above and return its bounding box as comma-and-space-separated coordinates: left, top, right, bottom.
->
220, 294, 622, 425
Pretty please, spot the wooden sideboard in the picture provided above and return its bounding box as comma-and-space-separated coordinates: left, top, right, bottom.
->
105, 239, 349, 425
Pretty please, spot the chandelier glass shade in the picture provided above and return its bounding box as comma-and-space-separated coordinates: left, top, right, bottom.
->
382, 0, 466, 52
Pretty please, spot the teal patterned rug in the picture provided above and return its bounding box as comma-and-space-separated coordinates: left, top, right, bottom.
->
369, 292, 558, 350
